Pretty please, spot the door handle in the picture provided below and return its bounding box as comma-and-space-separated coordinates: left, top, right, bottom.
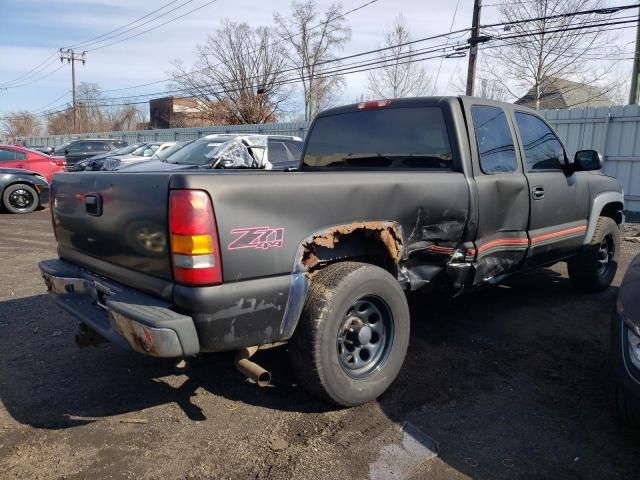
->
532, 186, 545, 200
16, 164, 25, 168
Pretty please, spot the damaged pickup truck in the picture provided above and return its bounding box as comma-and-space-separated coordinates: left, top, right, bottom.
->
40, 97, 624, 406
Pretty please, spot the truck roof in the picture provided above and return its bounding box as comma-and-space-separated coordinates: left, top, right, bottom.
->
317, 96, 536, 118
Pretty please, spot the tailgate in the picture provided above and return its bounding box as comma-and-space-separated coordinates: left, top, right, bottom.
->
52, 172, 173, 288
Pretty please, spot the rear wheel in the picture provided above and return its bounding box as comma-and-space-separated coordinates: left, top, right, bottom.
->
2, 183, 39, 214
288, 262, 410, 406
568, 217, 620, 292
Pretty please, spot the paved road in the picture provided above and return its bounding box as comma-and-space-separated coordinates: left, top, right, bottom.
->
1, 209, 640, 479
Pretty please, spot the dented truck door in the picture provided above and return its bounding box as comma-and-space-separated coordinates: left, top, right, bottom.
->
512, 111, 589, 267
461, 99, 531, 284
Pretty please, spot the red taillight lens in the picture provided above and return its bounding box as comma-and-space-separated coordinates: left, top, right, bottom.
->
169, 190, 222, 286
51, 158, 64, 167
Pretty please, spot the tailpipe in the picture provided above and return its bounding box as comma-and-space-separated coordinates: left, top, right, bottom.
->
235, 346, 271, 387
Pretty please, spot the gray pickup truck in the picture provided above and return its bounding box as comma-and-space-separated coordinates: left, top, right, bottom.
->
40, 97, 624, 406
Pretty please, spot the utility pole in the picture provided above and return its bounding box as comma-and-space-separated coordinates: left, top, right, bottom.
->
466, 0, 482, 96
630, 7, 640, 104
59, 48, 86, 131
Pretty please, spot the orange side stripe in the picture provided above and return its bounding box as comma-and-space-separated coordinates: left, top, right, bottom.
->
531, 225, 586, 244
478, 238, 529, 253
428, 245, 455, 254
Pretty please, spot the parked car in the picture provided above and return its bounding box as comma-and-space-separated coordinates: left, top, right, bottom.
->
39, 97, 624, 406
29, 145, 52, 155
71, 142, 164, 172
0, 144, 64, 182
53, 139, 128, 169
114, 134, 303, 172
100, 142, 174, 171
0, 167, 49, 214
610, 252, 640, 425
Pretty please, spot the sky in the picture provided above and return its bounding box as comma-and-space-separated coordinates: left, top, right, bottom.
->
0, 0, 636, 120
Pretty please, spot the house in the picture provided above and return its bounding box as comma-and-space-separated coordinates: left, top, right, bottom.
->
515, 77, 613, 110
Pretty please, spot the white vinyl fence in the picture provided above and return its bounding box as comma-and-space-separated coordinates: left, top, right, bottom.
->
543, 105, 640, 213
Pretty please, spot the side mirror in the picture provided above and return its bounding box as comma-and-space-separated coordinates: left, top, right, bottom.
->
64, 149, 70, 156
574, 150, 603, 171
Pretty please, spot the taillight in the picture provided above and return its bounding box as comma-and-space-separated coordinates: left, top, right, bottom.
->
169, 190, 222, 286
51, 157, 64, 167
357, 99, 391, 110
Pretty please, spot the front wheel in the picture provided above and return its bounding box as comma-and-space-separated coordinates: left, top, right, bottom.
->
288, 262, 410, 406
2, 183, 39, 214
568, 216, 620, 293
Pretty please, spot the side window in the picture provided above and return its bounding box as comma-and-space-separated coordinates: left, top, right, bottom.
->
0, 148, 16, 161
92, 141, 110, 152
15, 151, 27, 160
515, 112, 565, 171
67, 142, 89, 153
471, 105, 518, 174
268, 142, 291, 163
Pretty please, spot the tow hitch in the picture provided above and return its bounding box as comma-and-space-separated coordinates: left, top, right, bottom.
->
75, 322, 108, 348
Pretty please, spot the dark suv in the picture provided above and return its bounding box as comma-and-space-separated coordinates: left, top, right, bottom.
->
54, 139, 128, 169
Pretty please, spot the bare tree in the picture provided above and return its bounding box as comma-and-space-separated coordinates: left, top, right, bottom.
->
274, 1, 351, 121
367, 14, 433, 99
46, 108, 74, 135
484, 0, 621, 109
45, 83, 144, 134
103, 105, 143, 131
75, 82, 105, 133
453, 71, 508, 101
171, 21, 290, 125
2, 111, 41, 142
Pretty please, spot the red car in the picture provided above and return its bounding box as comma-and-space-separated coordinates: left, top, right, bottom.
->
0, 145, 64, 183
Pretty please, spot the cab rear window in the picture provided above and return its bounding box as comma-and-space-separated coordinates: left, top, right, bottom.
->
303, 107, 454, 169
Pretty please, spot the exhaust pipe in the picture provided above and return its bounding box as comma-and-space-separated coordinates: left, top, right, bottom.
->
235, 346, 271, 387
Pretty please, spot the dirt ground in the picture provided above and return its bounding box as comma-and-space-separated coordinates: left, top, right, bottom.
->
1, 209, 640, 480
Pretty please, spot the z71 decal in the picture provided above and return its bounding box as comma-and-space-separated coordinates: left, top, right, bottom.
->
228, 226, 285, 250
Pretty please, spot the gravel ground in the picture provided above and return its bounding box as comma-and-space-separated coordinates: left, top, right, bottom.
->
1, 209, 640, 479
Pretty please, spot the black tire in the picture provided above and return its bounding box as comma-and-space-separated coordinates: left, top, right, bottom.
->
288, 261, 410, 407
2, 183, 39, 214
568, 216, 620, 293
609, 313, 640, 427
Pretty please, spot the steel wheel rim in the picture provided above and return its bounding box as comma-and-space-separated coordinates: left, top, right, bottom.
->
336, 295, 394, 378
596, 235, 614, 276
8, 189, 34, 211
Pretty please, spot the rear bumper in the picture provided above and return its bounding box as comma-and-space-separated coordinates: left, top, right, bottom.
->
39, 259, 199, 357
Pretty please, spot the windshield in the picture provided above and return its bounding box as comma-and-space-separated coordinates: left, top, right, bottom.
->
131, 144, 159, 156
303, 107, 453, 169
166, 138, 229, 165
152, 141, 191, 160
53, 142, 72, 154
112, 143, 143, 156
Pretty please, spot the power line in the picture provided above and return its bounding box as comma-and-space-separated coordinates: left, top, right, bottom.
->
433, 0, 462, 90
63, 47, 467, 109
1, 64, 66, 91
0, 0, 213, 89
0, 57, 60, 88
87, 35, 468, 105
93, 13, 639, 107
32, 90, 72, 113
100, 0, 381, 94
480, 2, 638, 29
63, 0, 186, 50
85, 0, 222, 52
